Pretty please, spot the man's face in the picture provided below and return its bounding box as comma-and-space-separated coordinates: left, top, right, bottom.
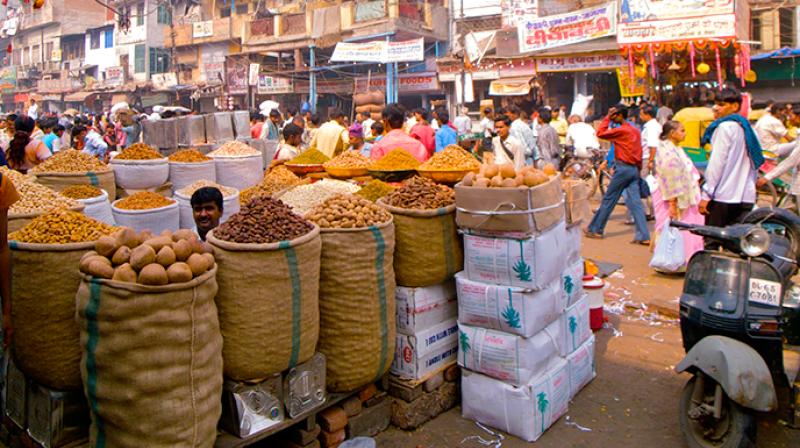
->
609, 111, 624, 124
193, 202, 222, 232
713, 101, 739, 119
495, 120, 509, 138
351, 136, 363, 147
270, 115, 281, 125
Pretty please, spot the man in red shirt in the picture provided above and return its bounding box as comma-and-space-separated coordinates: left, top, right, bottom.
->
409, 108, 435, 157
584, 105, 650, 244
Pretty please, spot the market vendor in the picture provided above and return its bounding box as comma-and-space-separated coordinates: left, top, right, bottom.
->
191, 187, 223, 241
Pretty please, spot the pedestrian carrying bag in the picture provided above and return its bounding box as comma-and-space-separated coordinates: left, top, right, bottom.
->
650, 220, 685, 272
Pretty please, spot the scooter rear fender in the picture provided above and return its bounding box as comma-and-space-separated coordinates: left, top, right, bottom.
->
675, 335, 778, 412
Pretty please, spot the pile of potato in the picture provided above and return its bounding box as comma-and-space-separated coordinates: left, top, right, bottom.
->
462, 163, 557, 188
80, 228, 215, 285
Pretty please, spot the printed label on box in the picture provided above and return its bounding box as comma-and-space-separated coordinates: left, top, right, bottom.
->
560, 294, 590, 356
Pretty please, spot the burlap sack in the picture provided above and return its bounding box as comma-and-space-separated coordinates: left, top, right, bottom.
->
75, 267, 222, 448
8, 203, 85, 233
207, 226, 320, 381
318, 220, 396, 392
35, 168, 117, 200
378, 201, 462, 287
10, 240, 93, 390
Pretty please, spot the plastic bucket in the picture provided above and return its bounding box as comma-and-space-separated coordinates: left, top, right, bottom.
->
583, 275, 605, 331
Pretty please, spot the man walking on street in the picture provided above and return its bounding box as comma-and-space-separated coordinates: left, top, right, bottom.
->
699, 87, 762, 229
585, 104, 650, 245
507, 106, 537, 164
536, 108, 560, 167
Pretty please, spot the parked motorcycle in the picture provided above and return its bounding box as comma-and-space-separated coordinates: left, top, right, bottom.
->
673, 207, 800, 448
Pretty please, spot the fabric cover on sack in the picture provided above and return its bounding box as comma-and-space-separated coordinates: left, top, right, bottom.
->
110, 158, 169, 190
35, 168, 117, 200
111, 201, 179, 235
169, 160, 216, 192
78, 190, 115, 225
211, 154, 263, 191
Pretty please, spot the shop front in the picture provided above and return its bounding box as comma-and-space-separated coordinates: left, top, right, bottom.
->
355, 72, 443, 111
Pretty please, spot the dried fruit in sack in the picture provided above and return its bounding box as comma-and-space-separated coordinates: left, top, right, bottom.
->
9, 211, 116, 244
369, 148, 420, 171
214, 196, 314, 244
177, 180, 237, 197
418, 145, 480, 171
289, 148, 330, 165
208, 141, 260, 157
323, 151, 370, 169
114, 143, 164, 160
306, 194, 391, 229
168, 149, 211, 163
61, 185, 103, 199
239, 166, 303, 204
30, 150, 108, 172
114, 192, 175, 210
278, 179, 360, 216
355, 179, 395, 202
0, 167, 35, 185
383, 176, 454, 210
10, 182, 79, 215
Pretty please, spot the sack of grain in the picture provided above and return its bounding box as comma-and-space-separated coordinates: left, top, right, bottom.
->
169, 160, 216, 192
210, 154, 264, 191
111, 200, 179, 234
76, 268, 222, 448
175, 188, 239, 229
207, 227, 321, 381
35, 168, 117, 201
10, 240, 94, 390
110, 158, 169, 190
78, 189, 115, 225
318, 221, 396, 392
378, 200, 462, 287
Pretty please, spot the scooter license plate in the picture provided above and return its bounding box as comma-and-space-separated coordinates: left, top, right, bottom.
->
749, 278, 782, 307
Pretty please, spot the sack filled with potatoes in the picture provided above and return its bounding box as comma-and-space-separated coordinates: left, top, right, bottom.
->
461, 162, 558, 188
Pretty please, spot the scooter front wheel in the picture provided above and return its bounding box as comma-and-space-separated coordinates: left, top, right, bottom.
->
679, 375, 756, 448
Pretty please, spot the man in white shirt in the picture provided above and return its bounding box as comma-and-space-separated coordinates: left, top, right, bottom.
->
640, 105, 662, 173
700, 87, 758, 229
480, 108, 494, 138
27, 99, 38, 120
453, 107, 472, 136
492, 116, 525, 170
755, 103, 794, 155
565, 114, 599, 158
357, 111, 375, 139
507, 106, 537, 163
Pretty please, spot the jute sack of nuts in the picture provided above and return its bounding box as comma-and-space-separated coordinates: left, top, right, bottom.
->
10, 240, 93, 390
8, 203, 85, 233
206, 226, 321, 381
35, 168, 117, 200
377, 200, 462, 287
76, 267, 222, 448
318, 220, 396, 392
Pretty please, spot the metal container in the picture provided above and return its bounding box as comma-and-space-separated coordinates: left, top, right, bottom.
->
26, 381, 89, 448
142, 119, 162, 149
283, 353, 327, 419
220, 375, 284, 438
177, 115, 207, 146
232, 111, 250, 139
161, 118, 179, 149
5, 357, 27, 428
205, 112, 234, 144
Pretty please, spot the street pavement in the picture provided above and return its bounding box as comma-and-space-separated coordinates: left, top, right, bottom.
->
376, 202, 800, 447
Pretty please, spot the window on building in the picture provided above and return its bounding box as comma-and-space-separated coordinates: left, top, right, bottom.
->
157, 4, 172, 25
220, 6, 231, 18
45, 42, 53, 61
136, 2, 145, 26
90, 30, 101, 49
14, 49, 21, 66
235, 2, 249, 14
149, 47, 170, 74
105, 29, 114, 48
751, 12, 762, 45
134, 44, 146, 73
32, 45, 40, 64
779, 7, 795, 48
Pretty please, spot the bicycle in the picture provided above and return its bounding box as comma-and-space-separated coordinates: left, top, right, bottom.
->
559, 146, 607, 198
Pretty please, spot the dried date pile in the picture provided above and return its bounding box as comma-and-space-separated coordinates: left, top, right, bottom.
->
214, 196, 314, 244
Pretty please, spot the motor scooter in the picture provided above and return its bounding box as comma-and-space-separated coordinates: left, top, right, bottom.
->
673, 208, 800, 448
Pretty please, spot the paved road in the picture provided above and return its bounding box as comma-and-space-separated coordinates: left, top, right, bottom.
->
376, 203, 800, 448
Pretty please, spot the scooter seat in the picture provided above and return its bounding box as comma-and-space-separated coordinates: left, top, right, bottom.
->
785, 345, 800, 385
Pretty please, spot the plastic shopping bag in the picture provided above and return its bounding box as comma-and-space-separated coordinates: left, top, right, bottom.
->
650, 221, 685, 272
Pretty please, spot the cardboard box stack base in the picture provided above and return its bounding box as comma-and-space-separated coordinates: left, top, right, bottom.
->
454, 180, 596, 442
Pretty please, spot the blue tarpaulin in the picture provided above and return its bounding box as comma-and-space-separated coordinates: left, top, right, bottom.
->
751, 47, 800, 60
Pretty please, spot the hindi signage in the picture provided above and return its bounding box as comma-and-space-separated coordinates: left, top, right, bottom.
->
536, 54, 624, 72
257, 75, 293, 94
518, 3, 617, 53
620, 0, 734, 23
617, 14, 736, 44
501, 0, 538, 28
330, 38, 424, 63
105, 66, 124, 86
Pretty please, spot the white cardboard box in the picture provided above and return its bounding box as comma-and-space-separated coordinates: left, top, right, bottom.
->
396, 281, 458, 335
562, 258, 585, 307
391, 318, 459, 380
462, 358, 570, 442
560, 293, 591, 357
456, 272, 566, 338
463, 220, 568, 290
565, 223, 582, 264
458, 319, 564, 386
568, 334, 596, 400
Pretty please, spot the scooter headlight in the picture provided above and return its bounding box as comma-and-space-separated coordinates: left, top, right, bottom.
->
741, 227, 770, 257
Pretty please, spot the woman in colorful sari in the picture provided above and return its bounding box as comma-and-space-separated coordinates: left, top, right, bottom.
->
651, 120, 705, 270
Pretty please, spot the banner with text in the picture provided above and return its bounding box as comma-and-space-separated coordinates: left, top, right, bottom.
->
518, 2, 616, 54
536, 54, 624, 72
330, 38, 425, 63
617, 14, 736, 44
620, 0, 734, 23
257, 75, 293, 94
355, 73, 439, 93
617, 68, 646, 97
501, 0, 538, 28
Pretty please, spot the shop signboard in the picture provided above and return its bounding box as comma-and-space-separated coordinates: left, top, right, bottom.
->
536, 54, 625, 72
330, 38, 424, 63
226, 56, 249, 95
105, 66, 124, 86
257, 75, 293, 94
620, 0, 734, 23
295, 79, 354, 94
354, 73, 439, 93
248, 63, 260, 86
193, 20, 213, 38
616, 68, 646, 97
0, 66, 16, 91
518, 2, 617, 54
501, 0, 538, 28
617, 14, 736, 44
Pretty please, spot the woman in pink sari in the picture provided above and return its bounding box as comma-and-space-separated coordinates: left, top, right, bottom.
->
651, 121, 705, 270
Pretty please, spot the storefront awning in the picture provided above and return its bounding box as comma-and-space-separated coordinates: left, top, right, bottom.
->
64, 91, 95, 102
489, 77, 532, 96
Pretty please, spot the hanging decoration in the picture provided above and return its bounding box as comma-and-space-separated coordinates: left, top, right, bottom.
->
689, 42, 696, 78
745, 70, 757, 83
697, 62, 710, 75
628, 46, 635, 91
714, 45, 723, 88
648, 44, 657, 78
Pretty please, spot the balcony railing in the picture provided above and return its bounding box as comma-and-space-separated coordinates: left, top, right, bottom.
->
282, 13, 306, 35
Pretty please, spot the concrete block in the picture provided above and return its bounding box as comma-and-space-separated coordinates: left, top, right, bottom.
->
317, 407, 348, 433
444, 364, 460, 382
318, 428, 345, 447
423, 372, 445, 392
285, 423, 321, 446
391, 381, 459, 430
346, 395, 391, 438
387, 379, 423, 402
340, 396, 363, 417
